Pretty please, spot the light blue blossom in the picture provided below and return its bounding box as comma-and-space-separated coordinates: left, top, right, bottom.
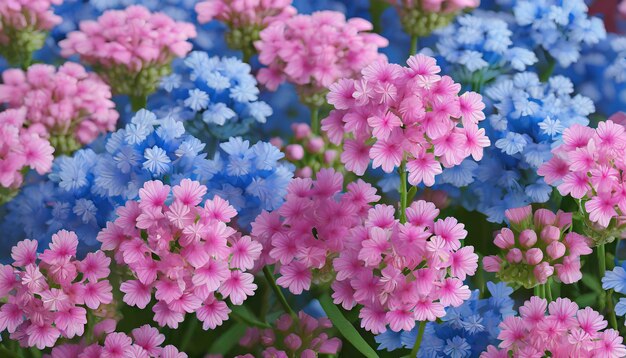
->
143, 146, 172, 176
603, 262, 626, 295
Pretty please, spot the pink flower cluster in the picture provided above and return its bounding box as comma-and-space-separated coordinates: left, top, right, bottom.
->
0, 108, 54, 193
0, 63, 119, 153
385, 0, 479, 37
97, 179, 262, 330
251, 169, 380, 294
59, 5, 196, 96
331, 200, 479, 333
0, 231, 113, 349
255, 11, 388, 107
482, 297, 626, 357
271, 123, 340, 178
0, 0, 61, 42
323, 54, 489, 183
47, 323, 187, 358
539, 120, 626, 232
483, 206, 592, 289
238, 311, 342, 357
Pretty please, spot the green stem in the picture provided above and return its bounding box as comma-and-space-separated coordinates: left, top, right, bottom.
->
409, 321, 427, 357
130, 95, 147, 112
230, 310, 271, 329
399, 159, 408, 224
179, 318, 199, 352
310, 106, 320, 136
599, 243, 607, 278
598, 244, 619, 329
263, 266, 297, 319
410, 36, 419, 56
539, 54, 556, 82
546, 280, 553, 302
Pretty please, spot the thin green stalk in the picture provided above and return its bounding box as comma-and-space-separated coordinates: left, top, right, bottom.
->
310, 107, 320, 136
410, 36, 418, 56
409, 321, 427, 357
179, 317, 199, 352
263, 266, 297, 319
599, 244, 619, 329
399, 159, 408, 224
230, 310, 271, 329
130, 95, 147, 112
546, 280, 553, 302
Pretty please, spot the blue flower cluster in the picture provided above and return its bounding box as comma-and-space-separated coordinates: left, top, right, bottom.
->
443, 72, 594, 222
1, 110, 292, 256
152, 52, 272, 143
603, 262, 626, 325
499, 0, 606, 67
435, 13, 537, 89
375, 282, 515, 357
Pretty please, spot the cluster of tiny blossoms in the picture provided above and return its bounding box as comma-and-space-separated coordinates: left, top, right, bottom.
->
0, 230, 113, 349
195, 0, 296, 60
47, 323, 187, 358
0, 0, 61, 65
323, 54, 489, 184
0, 63, 119, 155
238, 311, 342, 357
255, 11, 388, 107
271, 123, 341, 178
332, 200, 479, 333
59, 5, 196, 99
539, 120, 626, 239
251, 169, 380, 294
482, 297, 626, 357
97, 179, 262, 330
483, 206, 592, 289
0, 108, 54, 202
385, 0, 479, 37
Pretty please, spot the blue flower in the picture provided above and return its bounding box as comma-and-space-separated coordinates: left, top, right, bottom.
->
375, 330, 404, 351
443, 337, 471, 358
603, 262, 626, 295
143, 146, 172, 176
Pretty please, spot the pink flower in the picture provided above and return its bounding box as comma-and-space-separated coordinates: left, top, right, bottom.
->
585, 194, 617, 228
595, 329, 626, 357
276, 262, 311, 295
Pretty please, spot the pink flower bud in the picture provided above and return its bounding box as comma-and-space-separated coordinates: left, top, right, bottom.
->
525, 248, 543, 265
324, 149, 337, 164
483, 256, 502, 272
505, 205, 532, 225
519, 229, 537, 247
494, 228, 515, 249
260, 329, 275, 345
284, 333, 302, 351
534, 208, 556, 228
319, 337, 342, 354
296, 166, 313, 178
285, 144, 304, 161
292, 123, 311, 139
269, 137, 283, 148
275, 314, 293, 331
533, 262, 554, 284
555, 211, 573, 230
302, 350, 317, 358
506, 248, 523, 263
306, 137, 325, 153
546, 241, 566, 260
540, 225, 560, 243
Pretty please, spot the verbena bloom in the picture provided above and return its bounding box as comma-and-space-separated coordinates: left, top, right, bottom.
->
539, 120, 626, 242
483, 206, 592, 288
46, 323, 187, 357
504, 0, 606, 67
323, 54, 489, 186
195, 0, 296, 60
0, 108, 54, 204
271, 123, 341, 178
238, 311, 342, 356
1, 110, 209, 254
97, 179, 261, 329
255, 11, 388, 107
435, 13, 537, 89
0, 0, 61, 66
153, 52, 272, 141
385, 0, 479, 38
59, 5, 196, 100
251, 168, 380, 293
482, 297, 625, 357
460, 72, 594, 223
0, 231, 113, 349
0, 63, 119, 155
375, 282, 515, 357
332, 200, 478, 333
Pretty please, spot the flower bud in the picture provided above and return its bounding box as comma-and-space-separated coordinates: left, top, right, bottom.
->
285, 144, 304, 161
533, 262, 554, 284
546, 241, 566, 260
292, 123, 311, 140
284, 333, 302, 351
519, 229, 537, 247
306, 137, 325, 153
494, 228, 515, 249
505, 205, 532, 225
540, 225, 560, 243
534, 208, 556, 229
296, 166, 313, 178
506, 248, 523, 263
324, 149, 337, 164
269, 137, 283, 148
525, 248, 543, 265
482, 256, 502, 272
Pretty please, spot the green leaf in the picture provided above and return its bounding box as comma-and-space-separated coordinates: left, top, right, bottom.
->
0, 345, 21, 358
231, 305, 271, 328
576, 293, 598, 307
407, 186, 418, 203
208, 322, 247, 354
319, 293, 379, 358
581, 274, 602, 293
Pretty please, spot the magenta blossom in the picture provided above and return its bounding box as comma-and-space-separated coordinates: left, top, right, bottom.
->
97, 179, 262, 330
483, 205, 592, 288
0, 63, 118, 154
323, 54, 489, 185
255, 10, 388, 108
0, 231, 113, 349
